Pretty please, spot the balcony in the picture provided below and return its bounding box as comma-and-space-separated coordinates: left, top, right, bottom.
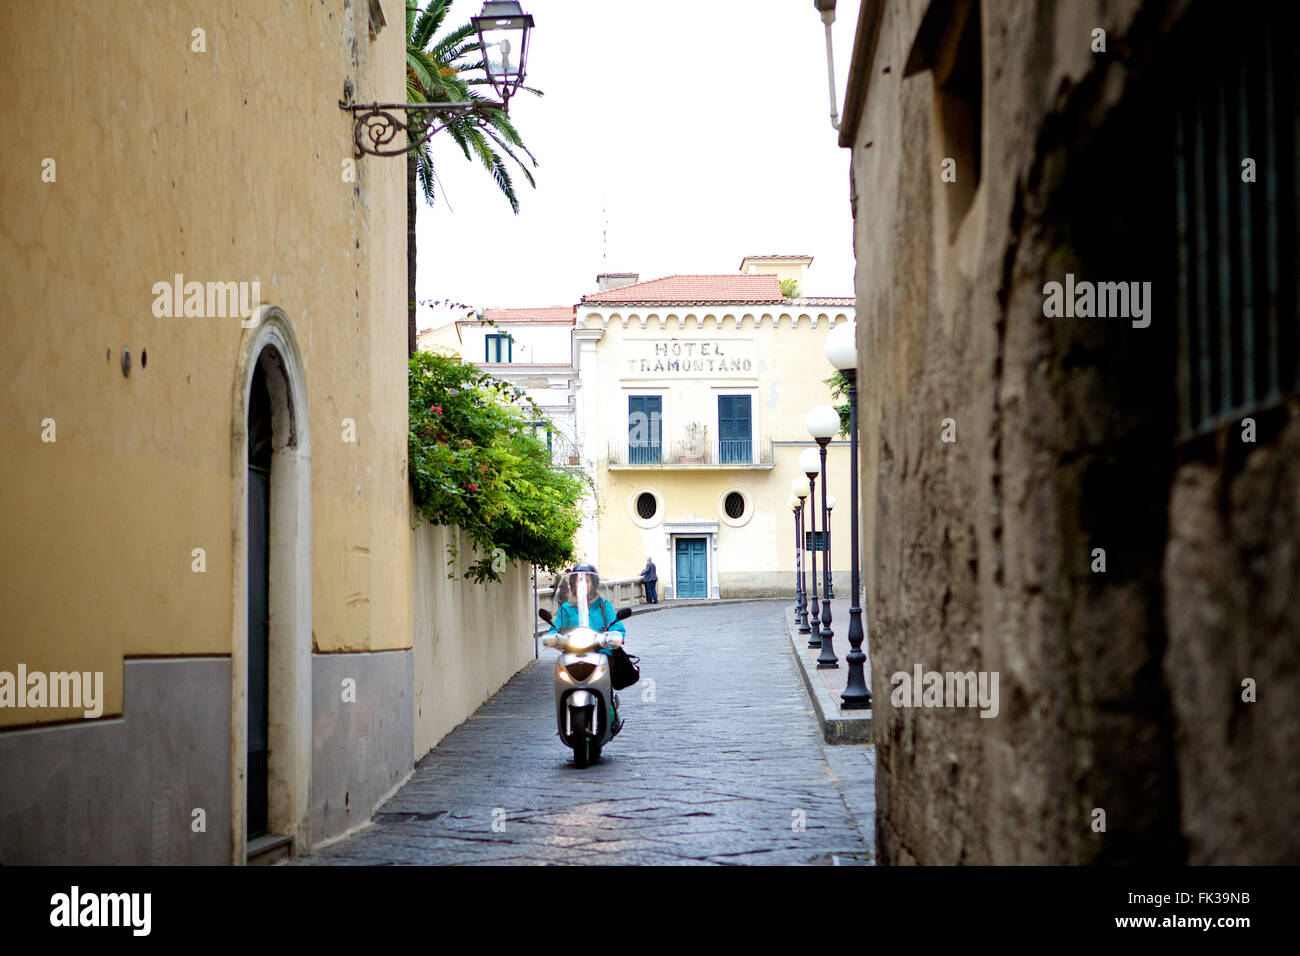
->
548, 437, 584, 468
524, 422, 584, 468
606, 438, 774, 470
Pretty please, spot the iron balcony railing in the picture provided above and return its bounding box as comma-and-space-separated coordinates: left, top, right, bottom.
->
548, 437, 583, 467
606, 437, 774, 467
526, 422, 583, 467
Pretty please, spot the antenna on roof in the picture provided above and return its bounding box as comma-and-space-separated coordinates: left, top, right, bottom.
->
601, 195, 608, 267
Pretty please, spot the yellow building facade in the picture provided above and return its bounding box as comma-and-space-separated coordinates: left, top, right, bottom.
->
0, 1, 422, 864
573, 262, 855, 598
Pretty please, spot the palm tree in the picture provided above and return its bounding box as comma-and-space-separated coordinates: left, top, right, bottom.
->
406, 0, 539, 355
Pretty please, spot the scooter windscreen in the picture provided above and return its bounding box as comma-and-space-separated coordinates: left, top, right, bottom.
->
551, 569, 602, 636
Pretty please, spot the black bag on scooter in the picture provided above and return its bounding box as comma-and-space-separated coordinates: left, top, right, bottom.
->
609, 647, 641, 689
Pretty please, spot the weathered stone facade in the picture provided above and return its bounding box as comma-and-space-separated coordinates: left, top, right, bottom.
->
844, 0, 1299, 863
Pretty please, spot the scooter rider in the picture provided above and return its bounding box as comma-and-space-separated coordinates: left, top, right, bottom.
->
548, 562, 625, 734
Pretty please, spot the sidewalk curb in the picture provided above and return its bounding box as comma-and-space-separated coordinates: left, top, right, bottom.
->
784, 609, 873, 745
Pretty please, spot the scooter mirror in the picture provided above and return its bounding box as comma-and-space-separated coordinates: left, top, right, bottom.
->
614, 607, 632, 622
538, 608, 553, 624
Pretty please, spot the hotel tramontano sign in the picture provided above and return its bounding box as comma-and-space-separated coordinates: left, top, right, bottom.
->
622, 337, 758, 378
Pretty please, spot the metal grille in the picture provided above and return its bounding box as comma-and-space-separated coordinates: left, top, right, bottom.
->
724, 492, 746, 519
1173, 18, 1298, 439
718, 439, 753, 464
607, 438, 774, 467
636, 492, 658, 520
628, 441, 663, 464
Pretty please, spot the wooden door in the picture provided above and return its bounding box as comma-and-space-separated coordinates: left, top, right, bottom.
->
674, 537, 707, 598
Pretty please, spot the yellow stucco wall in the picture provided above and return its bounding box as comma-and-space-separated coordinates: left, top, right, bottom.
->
0, 1, 409, 726
581, 313, 853, 589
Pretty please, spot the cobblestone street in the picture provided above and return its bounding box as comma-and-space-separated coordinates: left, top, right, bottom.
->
301, 601, 875, 865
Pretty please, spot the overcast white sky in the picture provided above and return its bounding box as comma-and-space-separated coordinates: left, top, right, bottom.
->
415, 0, 861, 330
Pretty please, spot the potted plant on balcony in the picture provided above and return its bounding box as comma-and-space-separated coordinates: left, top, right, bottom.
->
680, 422, 708, 464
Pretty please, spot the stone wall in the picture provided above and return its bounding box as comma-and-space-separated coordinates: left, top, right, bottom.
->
846, 0, 1298, 864
1163, 414, 1300, 864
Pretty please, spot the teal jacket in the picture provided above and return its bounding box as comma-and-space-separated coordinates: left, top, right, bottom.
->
550, 598, 625, 655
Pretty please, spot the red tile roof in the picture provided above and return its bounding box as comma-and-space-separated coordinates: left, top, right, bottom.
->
582, 274, 783, 304
463, 306, 575, 324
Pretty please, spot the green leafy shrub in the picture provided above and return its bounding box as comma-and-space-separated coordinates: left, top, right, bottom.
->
408, 351, 588, 581
825, 371, 851, 438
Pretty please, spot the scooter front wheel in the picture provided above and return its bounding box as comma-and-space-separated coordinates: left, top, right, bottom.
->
572, 737, 593, 768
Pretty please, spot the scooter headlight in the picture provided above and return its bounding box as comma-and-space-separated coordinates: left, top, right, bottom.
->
565, 628, 598, 653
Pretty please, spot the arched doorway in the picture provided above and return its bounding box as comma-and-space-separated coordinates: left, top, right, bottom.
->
246, 364, 273, 839
232, 308, 312, 863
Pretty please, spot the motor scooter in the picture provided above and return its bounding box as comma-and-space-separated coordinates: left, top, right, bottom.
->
538, 567, 631, 768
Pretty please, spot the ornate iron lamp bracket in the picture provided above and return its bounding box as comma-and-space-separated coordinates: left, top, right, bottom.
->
339, 90, 506, 158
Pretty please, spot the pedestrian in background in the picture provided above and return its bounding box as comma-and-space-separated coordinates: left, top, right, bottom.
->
640, 556, 658, 604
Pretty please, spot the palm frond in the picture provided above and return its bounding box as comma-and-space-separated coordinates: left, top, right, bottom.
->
462, 126, 520, 213
406, 0, 537, 213
406, 49, 441, 97
432, 23, 478, 63
482, 128, 537, 187
411, 0, 449, 49
463, 80, 544, 98
443, 121, 476, 163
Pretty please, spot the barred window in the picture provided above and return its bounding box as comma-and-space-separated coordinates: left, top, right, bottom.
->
1172, 15, 1298, 439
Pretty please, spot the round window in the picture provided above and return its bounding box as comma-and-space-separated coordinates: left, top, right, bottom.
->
636, 492, 659, 520
724, 491, 746, 519
717, 487, 753, 528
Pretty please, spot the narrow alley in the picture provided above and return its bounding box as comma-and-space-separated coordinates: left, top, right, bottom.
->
302, 602, 875, 865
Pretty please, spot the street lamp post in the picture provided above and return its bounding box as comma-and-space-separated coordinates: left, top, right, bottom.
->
825, 493, 837, 598
825, 321, 871, 708
798, 446, 823, 648
813, 0, 841, 131
789, 494, 804, 628
790, 476, 811, 633
807, 406, 840, 669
